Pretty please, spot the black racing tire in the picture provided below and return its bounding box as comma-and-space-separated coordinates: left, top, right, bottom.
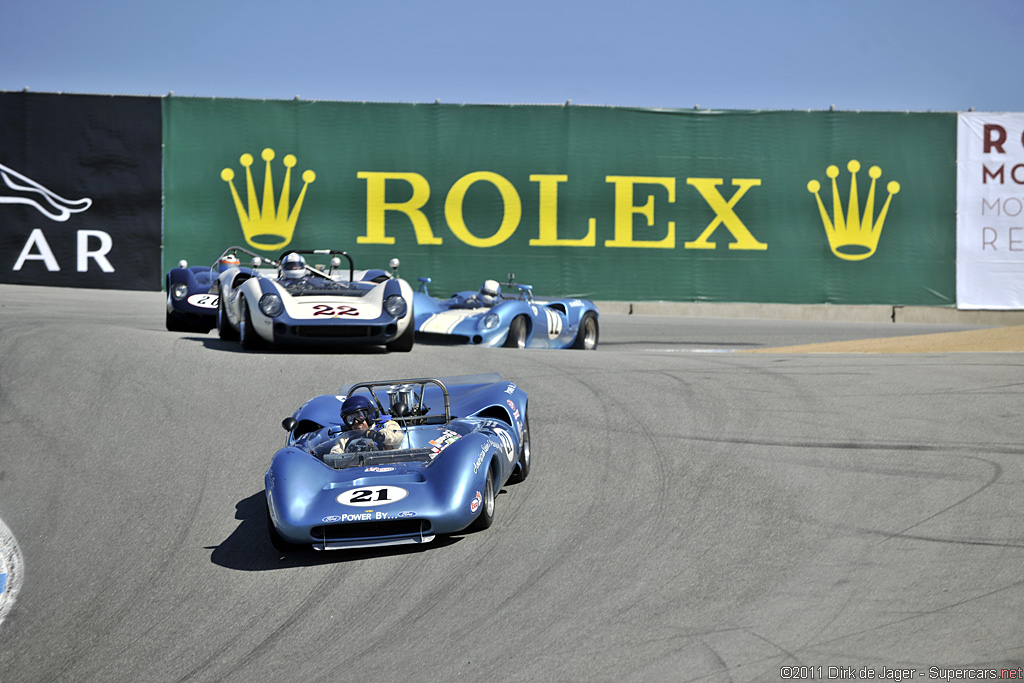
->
503, 316, 528, 348
240, 300, 269, 350
165, 309, 191, 332
386, 320, 415, 352
572, 312, 599, 350
266, 500, 303, 553
217, 293, 239, 341
508, 414, 531, 484
467, 466, 496, 532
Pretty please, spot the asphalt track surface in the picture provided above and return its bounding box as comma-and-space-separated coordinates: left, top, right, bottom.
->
1, 285, 1022, 682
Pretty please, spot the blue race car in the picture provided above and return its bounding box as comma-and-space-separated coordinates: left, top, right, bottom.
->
266, 374, 530, 552
413, 275, 599, 349
165, 249, 248, 332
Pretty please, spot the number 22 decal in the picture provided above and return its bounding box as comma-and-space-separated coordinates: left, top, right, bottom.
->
312, 305, 360, 317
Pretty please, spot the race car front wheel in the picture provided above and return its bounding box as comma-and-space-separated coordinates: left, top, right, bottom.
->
240, 300, 269, 351
503, 316, 528, 348
266, 500, 303, 553
217, 294, 239, 341
572, 312, 599, 350
467, 467, 496, 532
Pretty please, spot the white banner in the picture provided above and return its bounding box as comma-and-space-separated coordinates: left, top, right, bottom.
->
957, 112, 1024, 309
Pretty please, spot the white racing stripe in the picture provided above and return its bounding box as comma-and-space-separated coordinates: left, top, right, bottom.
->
420, 308, 489, 334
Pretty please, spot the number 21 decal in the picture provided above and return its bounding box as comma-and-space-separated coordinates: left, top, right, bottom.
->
337, 486, 408, 506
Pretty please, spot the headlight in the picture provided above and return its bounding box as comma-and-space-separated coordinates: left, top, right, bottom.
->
384, 295, 407, 318
259, 293, 284, 317
481, 312, 500, 330
171, 283, 188, 301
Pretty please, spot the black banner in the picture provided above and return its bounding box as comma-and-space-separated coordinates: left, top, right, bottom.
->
0, 92, 162, 290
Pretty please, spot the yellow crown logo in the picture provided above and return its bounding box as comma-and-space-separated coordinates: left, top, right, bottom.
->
221, 148, 316, 250
807, 160, 900, 261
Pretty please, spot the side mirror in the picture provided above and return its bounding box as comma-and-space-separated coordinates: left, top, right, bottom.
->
252, 257, 263, 268
281, 417, 298, 432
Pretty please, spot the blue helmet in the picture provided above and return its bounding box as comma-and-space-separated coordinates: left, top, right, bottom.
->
341, 394, 378, 428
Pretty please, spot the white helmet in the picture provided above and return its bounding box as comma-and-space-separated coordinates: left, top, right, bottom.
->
281, 252, 306, 279
479, 279, 501, 305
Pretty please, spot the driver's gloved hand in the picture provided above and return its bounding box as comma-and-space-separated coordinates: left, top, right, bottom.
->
365, 429, 386, 445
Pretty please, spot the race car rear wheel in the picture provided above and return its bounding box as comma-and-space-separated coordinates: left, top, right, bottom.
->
503, 316, 528, 348
240, 300, 268, 350
217, 293, 239, 341
572, 312, 599, 350
467, 466, 496, 532
509, 414, 531, 484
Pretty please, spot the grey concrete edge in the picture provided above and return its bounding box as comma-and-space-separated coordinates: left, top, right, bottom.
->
593, 301, 1024, 326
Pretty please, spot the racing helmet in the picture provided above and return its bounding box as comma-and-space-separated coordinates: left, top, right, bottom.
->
218, 253, 240, 272
340, 394, 379, 429
280, 252, 306, 279
479, 279, 501, 306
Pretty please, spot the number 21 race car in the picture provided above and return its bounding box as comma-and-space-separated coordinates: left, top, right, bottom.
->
265, 374, 530, 552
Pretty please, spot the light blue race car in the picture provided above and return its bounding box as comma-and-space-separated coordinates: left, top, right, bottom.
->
266, 374, 530, 552
412, 275, 599, 349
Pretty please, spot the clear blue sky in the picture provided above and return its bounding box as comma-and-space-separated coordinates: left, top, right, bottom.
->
4, 0, 1022, 112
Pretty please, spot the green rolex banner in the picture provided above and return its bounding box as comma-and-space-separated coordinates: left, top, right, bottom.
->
163, 97, 956, 305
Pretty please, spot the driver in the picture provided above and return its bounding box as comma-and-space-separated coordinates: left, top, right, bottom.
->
218, 253, 240, 272
330, 394, 403, 453
458, 279, 501, 308
279, 252, 308, 280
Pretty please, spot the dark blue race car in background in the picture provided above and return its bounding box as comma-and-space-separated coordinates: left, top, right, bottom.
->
164, 249, 246, 332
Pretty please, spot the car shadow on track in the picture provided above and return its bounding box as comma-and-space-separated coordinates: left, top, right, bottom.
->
207, 492, 462, 570
181, 335, 391, 355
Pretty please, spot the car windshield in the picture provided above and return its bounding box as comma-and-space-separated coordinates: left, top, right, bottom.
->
278, 277, 374, 296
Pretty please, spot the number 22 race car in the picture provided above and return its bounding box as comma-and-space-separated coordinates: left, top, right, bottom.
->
212, 246, 415, 352
265, 374, 530, 552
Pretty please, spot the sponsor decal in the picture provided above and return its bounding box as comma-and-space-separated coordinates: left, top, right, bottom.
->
335, 510, 405, 521
506, 400, 520, 421
504, 384, 516, 395
322, 515, 343, 522
364, 466, 396, 473
337, 486, 409, 506
806, 160, 900, 262
430, 429, 462, 454
472, 443, 488, 474
470, 491, 482, 514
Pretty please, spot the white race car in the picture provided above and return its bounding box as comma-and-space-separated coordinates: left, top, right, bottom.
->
215, 247, 415, 352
